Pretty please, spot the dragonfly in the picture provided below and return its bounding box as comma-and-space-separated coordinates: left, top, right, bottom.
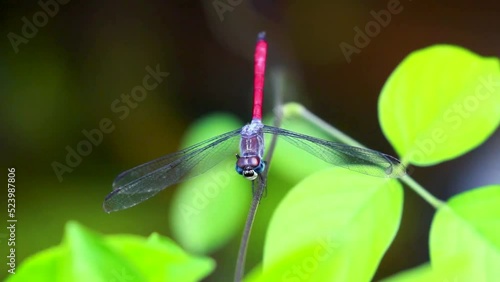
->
103, 32, 406, 213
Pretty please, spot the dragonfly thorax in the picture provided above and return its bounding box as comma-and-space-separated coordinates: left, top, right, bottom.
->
235, 155, 265, 180
237, 120, 265, 180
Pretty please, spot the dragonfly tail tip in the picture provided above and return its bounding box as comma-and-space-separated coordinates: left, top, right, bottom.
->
257, 31, 266, 41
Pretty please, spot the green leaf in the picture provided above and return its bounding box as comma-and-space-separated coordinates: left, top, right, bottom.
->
379, 264, 435, 282
379, 45, 500, 165
169, 113, 251, 254
8, 221, 214, 282
245, 242, 352, 282
429, 185, 500, 280
262, 168, 403, 281
64, 221, 145, 282
105, 233, 215, 281
5, 245, 68, 282
379, 261, 467, 282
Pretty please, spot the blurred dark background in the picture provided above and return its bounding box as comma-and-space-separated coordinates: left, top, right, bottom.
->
1, 0, 500, 281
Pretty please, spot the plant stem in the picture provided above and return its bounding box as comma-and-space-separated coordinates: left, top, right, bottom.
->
401, 175, 444, 208
283, 102, 445, 209
234, 176, 266, 282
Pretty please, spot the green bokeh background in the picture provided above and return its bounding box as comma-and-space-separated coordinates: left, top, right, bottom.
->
2, 1, 500, 281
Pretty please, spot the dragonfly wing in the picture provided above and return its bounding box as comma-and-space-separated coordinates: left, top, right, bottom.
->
104, 129, 241, 212
263, 125, 406, 178
112, 129, 240, 189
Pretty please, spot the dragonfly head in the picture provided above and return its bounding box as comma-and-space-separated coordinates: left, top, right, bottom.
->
235, 154, 265, 180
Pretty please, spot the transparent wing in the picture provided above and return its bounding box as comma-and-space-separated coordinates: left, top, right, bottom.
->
263, 125, 406, 178
103, 129, 241, 213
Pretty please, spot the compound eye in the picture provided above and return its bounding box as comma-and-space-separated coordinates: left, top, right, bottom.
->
243, 170, 257, 180
248, 156, 260, 167
237, 156, 260, 168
